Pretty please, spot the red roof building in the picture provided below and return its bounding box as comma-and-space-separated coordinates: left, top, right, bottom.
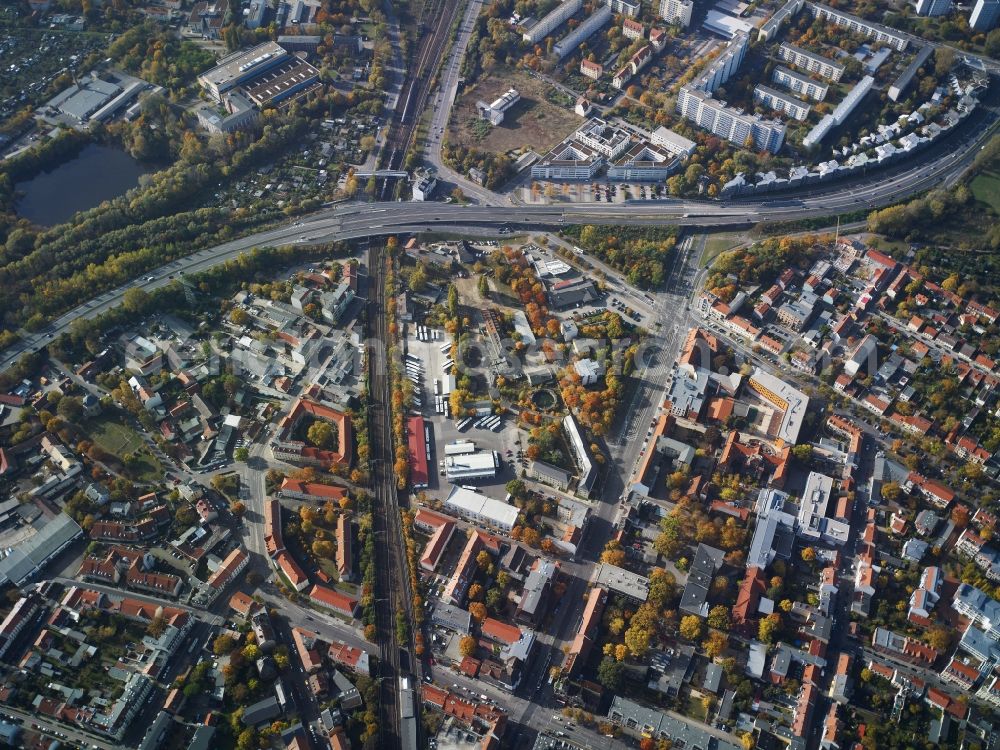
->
279, 478, 348, 502
407, 415, 429, 489
276, 551, 309, 591
336, 515, 353, 582
480, 617, 522, 646
734, 567, 768, 626
308, 584, 359, 618
274, 399, 353, 468
264, 498, 284, 558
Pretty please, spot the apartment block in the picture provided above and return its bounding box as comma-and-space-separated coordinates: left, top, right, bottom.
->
677, 87, 786, 153
658, 0, 693, 27
915, 0, 951, 15
754, 84, 811, 120
807, 2, 909, 50
772, 65, 829, 101
970, 0, 1000, 29
777, 43, 845, 81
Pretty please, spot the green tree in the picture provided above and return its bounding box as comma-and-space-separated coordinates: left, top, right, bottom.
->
597, 656, 625, 690
758, 613, 781, 644
881, 482, 902, 502
409, 264, 429, 293
791, 444, 812, 463
123, 287, 150, 314
707, 605, 730, 631
56, 396, 83, 423
505, 479, 527, 500
213, 634, 236, 655
234, 447, 250, 462
680, 615, 704, 641
307, 421, 336, 449
934, 47, 955, 77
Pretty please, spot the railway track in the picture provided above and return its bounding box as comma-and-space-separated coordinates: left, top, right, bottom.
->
367, 240, 420, 748
379, 0, 463, 175
367, 0, 468, 739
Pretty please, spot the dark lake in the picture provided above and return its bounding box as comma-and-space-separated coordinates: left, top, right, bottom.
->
15, 143, 152, 226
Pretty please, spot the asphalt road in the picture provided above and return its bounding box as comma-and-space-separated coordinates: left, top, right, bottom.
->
2, 90, 996, 375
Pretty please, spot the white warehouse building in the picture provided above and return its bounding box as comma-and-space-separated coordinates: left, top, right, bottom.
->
444, 486, 521, 533
444, 450, 500, 482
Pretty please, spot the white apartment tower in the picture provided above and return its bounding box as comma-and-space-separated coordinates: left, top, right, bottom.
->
970, 0, 1000, 29
915, 0, 952, 15
659, 0, 693, 27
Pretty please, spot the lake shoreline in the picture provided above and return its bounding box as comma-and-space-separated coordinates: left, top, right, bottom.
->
14, 143, 156, 227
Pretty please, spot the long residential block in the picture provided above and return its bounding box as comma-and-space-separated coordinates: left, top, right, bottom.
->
523, 0, 583, 42
677, 87, 786, 153
777, 43, 844, 82
806, 2, 910, 50
772, 65, 828, 101
754, 84, 811, 120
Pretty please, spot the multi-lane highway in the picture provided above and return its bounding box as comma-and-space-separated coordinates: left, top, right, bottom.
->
0, 86, 995, 372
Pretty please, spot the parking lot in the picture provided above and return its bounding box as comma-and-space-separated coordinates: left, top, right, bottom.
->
406, 323, 528, 501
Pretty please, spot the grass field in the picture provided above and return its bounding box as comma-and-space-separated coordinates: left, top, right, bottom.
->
700, 232, 745, 267
868, 236, 909, 256
448, 69, 581, 157
970, 170, 1000, 213
88, 416, 145, 456
86, 416, 163, 483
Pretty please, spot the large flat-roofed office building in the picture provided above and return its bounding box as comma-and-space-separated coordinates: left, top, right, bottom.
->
241, 57, 321, 107
594, 563, 650, 602
531, 118, 634, 181
198, 42, 290, 100
746, 367, 809, 447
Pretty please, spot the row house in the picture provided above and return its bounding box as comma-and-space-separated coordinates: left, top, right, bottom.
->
276, 550, 309, 591
871, 627, 939, 667
89, 518, 157, 543
889, 412, 933, 436
940, 657, 980, 691
907, 472, 955, 509
414, 508, 457, 573
308, 584, 359, 618
205, 549, 249, 603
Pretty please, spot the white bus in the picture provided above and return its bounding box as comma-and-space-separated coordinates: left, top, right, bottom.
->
434, 379, 441, 395
439, 342, 452, 354
456, 418, 472, 431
